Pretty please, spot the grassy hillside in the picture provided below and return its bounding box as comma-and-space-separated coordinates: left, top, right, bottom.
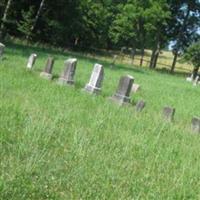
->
0, 42, 200, 199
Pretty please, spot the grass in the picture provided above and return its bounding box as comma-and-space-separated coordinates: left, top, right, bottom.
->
0, 42, 200, 199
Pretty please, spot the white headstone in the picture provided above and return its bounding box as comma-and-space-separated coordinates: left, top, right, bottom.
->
0, 43, 5, 58
27, 53, 37, 69
84, 63, 104, 94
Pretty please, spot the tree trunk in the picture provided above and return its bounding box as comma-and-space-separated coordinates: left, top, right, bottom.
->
0, 0, 13, 40
140, 48, 144, 66
26, 0, 45, 41
171, 51, 178, 73
149, 48, 156, 68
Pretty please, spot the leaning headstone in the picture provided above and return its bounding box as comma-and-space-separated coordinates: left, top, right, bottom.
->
162, 106, 175, 122
0, 43, 5, 58
110, 75, 134, 106
84, 63, 104, 94
27, 53, 37, 69
191, 117, 200, 134
58, 58, 77, 85
40, 57, 54, 80
131, 83, 140, 93
135, 100, 146, 112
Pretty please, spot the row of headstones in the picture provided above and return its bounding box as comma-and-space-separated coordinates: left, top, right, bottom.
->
0, 45, 199, 134
27, 53, 200, 134
186, 74, 200, 86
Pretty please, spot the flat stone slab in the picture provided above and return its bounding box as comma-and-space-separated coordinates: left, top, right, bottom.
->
131, 83, 140, 93
191, 117, 200, 134
40, 72, 53, 80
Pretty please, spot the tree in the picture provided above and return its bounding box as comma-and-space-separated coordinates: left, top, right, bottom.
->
146, 0, 170, 69
183, 41, 200, 79
0, 0, 13, 40
17, 6, 35, 40
167, 0, 200, 73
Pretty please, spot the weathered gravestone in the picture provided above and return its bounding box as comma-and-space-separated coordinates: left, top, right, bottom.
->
27, 53, 37, 69
110, 55, 118, 68
193, 75, 200, 86
0, 43, 5, 58
135, 100, 146, 112
40, 57, 54, 80
110, 75, 134, 106
191, 117, 200, 134
186, 74, 194, 82
162, 106, 175, 122
84, 63, 104, 94
58, 58, 77, 85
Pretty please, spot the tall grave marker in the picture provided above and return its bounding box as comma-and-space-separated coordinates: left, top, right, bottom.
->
58, 58, 77, 85
40, 57, 54, 80
84, 63, 104, 94
27, 53, 37, 69
110, 75, 134, 106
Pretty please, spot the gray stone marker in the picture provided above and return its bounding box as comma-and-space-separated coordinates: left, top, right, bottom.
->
110, 75, 134, 106
191, 117, 200, 134
40, 57, 54, 80
84, 63, 104, 94
110, 55, 118, 68
27, 53, 37, 69
0, 43, 5, 58
162, 106, 175, 122
58, 58, 77, 85
193, 75, 200, 86
135, 100, 146, 112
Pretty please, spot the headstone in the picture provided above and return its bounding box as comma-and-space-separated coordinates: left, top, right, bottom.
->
193, 75, 200, 86
84, 63, 104, 94
186, 74, 194, 82
135, 100, 146, 112
0, 43, 5, 58
27, 53, 37, 69
110, 75, 134, 106
162, 106, 175, 122
110, 55, 117, 68
131, 83, 140, 93
191, 117, 200, 134
40, 57, 54, 80
58, 58, 77, 85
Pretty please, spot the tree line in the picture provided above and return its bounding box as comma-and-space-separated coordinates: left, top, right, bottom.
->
0, 0, 200, 72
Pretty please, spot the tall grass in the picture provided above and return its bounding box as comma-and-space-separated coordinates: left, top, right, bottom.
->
0, 42, 200, 199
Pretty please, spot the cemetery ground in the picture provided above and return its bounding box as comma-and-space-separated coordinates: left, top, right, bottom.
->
1, 42, 200, 199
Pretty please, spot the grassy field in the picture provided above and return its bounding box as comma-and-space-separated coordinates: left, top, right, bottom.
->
0, 42, 200, 199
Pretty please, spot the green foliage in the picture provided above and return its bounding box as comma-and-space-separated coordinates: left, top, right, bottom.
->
183, 41, 200, 67
17, 6, 35, 39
